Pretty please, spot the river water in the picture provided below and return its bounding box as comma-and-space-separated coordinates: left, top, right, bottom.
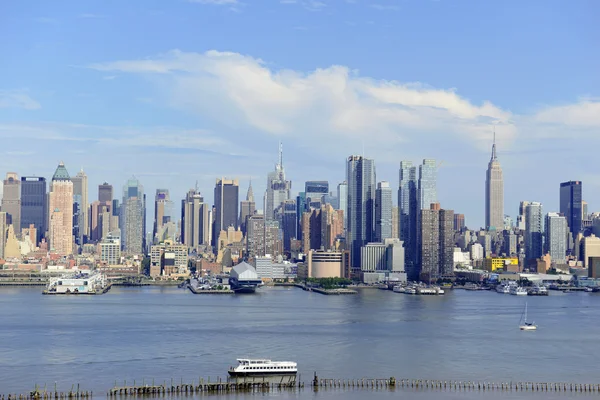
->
0, 286, 598, 398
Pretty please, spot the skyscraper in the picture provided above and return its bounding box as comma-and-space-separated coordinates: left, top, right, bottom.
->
213, 178, 239, 245
239, 180, 256, 236
525, 202, 544, 262
398, 161, 418, 278
282, 199, 297, 252
337, 181, 347, 231
545, 212, 567, 264
305, 181, 329, 210
20, 177, 46, 244
181, 189, 210, 248
71, 169, 88, 244
2, 172, 21, 231
560, 181, 582, 239
98, 182, 113, 203
419, 203, 454, 282
153, 189, 174, 243
375, 181, 392, 242
346, 155, 376, 269
485, 133, 504, 231
121, 177, 145, 254
418, 159, 437, 211
0, 212, 6, 259
265, 143, 291, 220
48, 162, 74, 255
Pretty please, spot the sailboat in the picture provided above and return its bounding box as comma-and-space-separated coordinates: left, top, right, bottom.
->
519, 302, 537, 331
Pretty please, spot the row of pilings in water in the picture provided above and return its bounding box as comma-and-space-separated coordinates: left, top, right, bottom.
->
7, 377, 600, 398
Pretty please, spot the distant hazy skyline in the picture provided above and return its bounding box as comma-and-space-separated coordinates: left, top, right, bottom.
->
1, 0, 598, 228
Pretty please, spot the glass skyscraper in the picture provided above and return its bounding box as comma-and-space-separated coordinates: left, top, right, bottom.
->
20, 176, 46, 244
560, 181, 582, 239
346, 155, 376, 269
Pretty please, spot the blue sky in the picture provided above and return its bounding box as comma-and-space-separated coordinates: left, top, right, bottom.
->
1, 0, 599, 229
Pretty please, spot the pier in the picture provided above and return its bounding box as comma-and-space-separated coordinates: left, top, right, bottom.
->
6, 375, 600, 398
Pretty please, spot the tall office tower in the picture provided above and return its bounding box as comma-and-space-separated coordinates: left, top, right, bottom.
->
301, 209, 322, 253
246, 214, 265, 258
398, 161, 418, 279
503, 230, 517, 256
98, 182, 113, 203
305, 181, 329, 210
320, 203, 344, 251
213, 178, 239, 245
545, 212, 567, 264
265, 219, 282, 257
346, 155, 376, 268
153, 189, 173, 243
453, 214, 465, 232
337, 181, 347, 231
89, 201, 114, 242
2, 172, 21, 231
282, 199, 297, 252
239, 181, 256, 236
419, 203, 454, 282
525, 202, 544, 262
296, 192, 306, 242
391, 206, 399, 239
48, 162, 74, 255
517, 201, 530, 230
0, 212, 6, 259
560, 181, 583, 239
71, 169, 88, 244
181, 189, 211, 248
485, 133, 504, 231
582, 200, 588, 220
121, 177, 145, 254
20, 177, 46, 244
418, 159, 437, 211
265, 143, 291, 220
375, 181, 392, 242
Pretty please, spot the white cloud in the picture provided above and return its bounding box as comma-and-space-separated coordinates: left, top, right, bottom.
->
88, 49, 518, 155
0, 90, 41, 110
371, 4, 399, 11
533, 100, 600, 128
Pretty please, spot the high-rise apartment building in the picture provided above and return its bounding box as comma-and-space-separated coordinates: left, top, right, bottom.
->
485, 134, 504, 230
20, 177, 46, 244
153, 189, 173, 243
346, 155, 376, 268
2, 172, 21, 231
560, 181, 582, 239
265, 143, 291, 220
419, 203, 454, 282
98, 182, 113, 203
398, 161, 418, 278
48, 162, 74, 255
121, 177, 145, 254
525, 202, 544, 262
391, 206, 399, 239
545, 212, 567, 264
213, 178, 239, 244
453, 214, 465, 232
246, 214, 265, 258
375, 181, 392, 242
71, 169, 88, 245
239, 181, 256, 236
181, 189, 211, 248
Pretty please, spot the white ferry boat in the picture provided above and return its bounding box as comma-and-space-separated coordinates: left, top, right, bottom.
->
509, 286, 528, 296
43, 272, 110, 295
392, 285, 406, 293
228, 359, 297, 377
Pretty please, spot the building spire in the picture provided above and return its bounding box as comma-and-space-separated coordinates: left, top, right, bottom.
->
278, 141, 283, 169
491, 126, 497, 161
246, 178, 254, 203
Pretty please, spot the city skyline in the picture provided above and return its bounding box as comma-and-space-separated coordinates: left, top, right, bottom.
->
1, 1, 598, 229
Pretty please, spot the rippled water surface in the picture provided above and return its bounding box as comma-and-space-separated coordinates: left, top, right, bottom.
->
0, 286, 598, 399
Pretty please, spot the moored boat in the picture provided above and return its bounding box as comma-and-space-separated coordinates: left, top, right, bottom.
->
228, 359, 297, 377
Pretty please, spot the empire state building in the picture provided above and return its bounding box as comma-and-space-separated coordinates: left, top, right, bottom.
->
485, 133, 504, 231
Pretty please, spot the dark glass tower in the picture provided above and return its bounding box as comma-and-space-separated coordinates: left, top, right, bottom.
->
213, 178, 239, 246
560, 181, 582, 238
20, 177, 47, 244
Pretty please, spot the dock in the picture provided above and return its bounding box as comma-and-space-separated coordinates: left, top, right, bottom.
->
42, 284, 112, 296
6, 374, 600, 398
